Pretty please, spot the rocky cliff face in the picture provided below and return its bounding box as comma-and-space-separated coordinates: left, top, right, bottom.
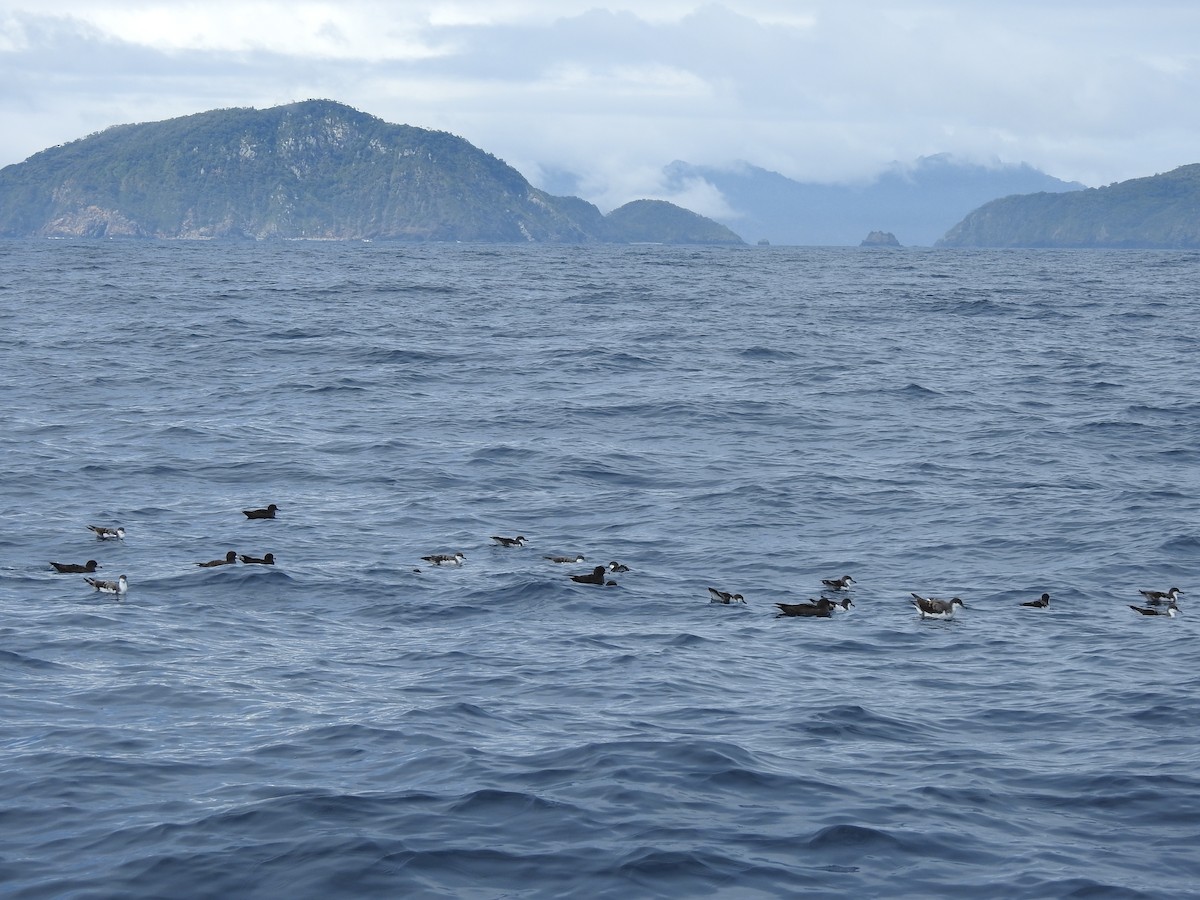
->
0, 100, 743, 245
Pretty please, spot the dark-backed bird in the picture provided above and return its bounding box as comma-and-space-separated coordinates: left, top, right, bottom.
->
1130, 602, 1179, 617
776, 598, 839, 618
708, 587, 746, 604
87, 525, 124, 540
51, 560, 100, 574
571, 565, 614, 585
197, 550, 237, 568
911, 593, 966, 618
243, 504, 279, 519
545, 554, 586, 564
821, 575, 855, 590
85, 574, 127, 595
607, 561, 630, 573
239, 553, 275, 565
421, 551, 465, 566
1021, 593, 1051, 608
491, 535, 527, 547
1139, 587, 1183, 605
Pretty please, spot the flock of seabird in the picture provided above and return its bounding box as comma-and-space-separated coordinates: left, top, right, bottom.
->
424, 537, 1185, 621
49, 519, 1185, 620
47, 505, 280, 596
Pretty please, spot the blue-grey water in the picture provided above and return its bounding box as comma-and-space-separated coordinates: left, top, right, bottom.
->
2, 241, 1199, 898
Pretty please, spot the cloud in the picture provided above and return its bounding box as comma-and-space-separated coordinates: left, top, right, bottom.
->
1, 2, 1198, 205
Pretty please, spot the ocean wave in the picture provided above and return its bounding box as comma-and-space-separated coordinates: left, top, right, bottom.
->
3, 244, 1199, 899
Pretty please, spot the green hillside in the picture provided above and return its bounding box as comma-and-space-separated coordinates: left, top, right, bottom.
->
0, 100, 743, 245
937, 165, 1200, 248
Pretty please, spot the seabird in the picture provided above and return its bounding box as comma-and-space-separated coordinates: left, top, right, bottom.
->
776, 598, 839, 618
243, 504, 279, 519
87, 525, 125, 540
911, 593, 967, 618
1130, 602, 1179, 617
708, 587, 747, 604
821, 575, 855, 590
50, 560, 100, 574
1139, 587, 1183, 605
421, 551, 465, 566
197, 550, 238, 568
239, 553, 275, 565
571, 565, 613, 585
545, 554, 586, 564
1021, 593, 1051, 608
491, 535, 527, 547
85, 574, 127, 595
607, 561, 630, 573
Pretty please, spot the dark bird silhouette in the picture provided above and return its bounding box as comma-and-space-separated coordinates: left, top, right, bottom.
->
51, 560, 100, 574
243, 504, 279, 519
197, 550, 238, 568
1021, 593, 1051, 608
239, 553, 275, 565
571, 565, 615, 585
776, 598, 840, 618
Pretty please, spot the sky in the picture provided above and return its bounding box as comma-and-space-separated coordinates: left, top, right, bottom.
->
1, 1, 1197, 213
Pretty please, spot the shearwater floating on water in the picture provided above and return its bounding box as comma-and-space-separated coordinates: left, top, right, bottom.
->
1130, 602, 1179, 617
776, 598, 842, 618
708, 587, 746, 604
821, 575, 855, 590
85, 574, 127, 595
1139, 587, 1183, 605
491, 535, 527, 547
911, 593, 966, 618
51, 560, 100, 574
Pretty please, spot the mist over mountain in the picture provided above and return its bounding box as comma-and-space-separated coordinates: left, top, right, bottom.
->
660, 155, 1086, 246
7, 97, 1189, 250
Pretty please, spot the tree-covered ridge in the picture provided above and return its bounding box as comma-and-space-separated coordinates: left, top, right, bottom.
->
937, 164, 1200, 248
0, 100, 743, 244
603, 199, 743, 244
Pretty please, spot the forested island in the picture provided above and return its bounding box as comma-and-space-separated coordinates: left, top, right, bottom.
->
937, 164, 1200, 248
0, 100, 743, 245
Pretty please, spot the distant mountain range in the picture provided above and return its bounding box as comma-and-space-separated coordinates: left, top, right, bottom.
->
0, 100, 742, 245
4, 99, 1194, 249
937, 164, 1200, 248
659, 156, 1086, 246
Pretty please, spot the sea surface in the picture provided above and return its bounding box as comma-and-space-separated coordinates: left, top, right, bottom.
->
1, 240, 1198, 899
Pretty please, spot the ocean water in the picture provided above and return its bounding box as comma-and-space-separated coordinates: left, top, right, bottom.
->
2, 240, 1199, 898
